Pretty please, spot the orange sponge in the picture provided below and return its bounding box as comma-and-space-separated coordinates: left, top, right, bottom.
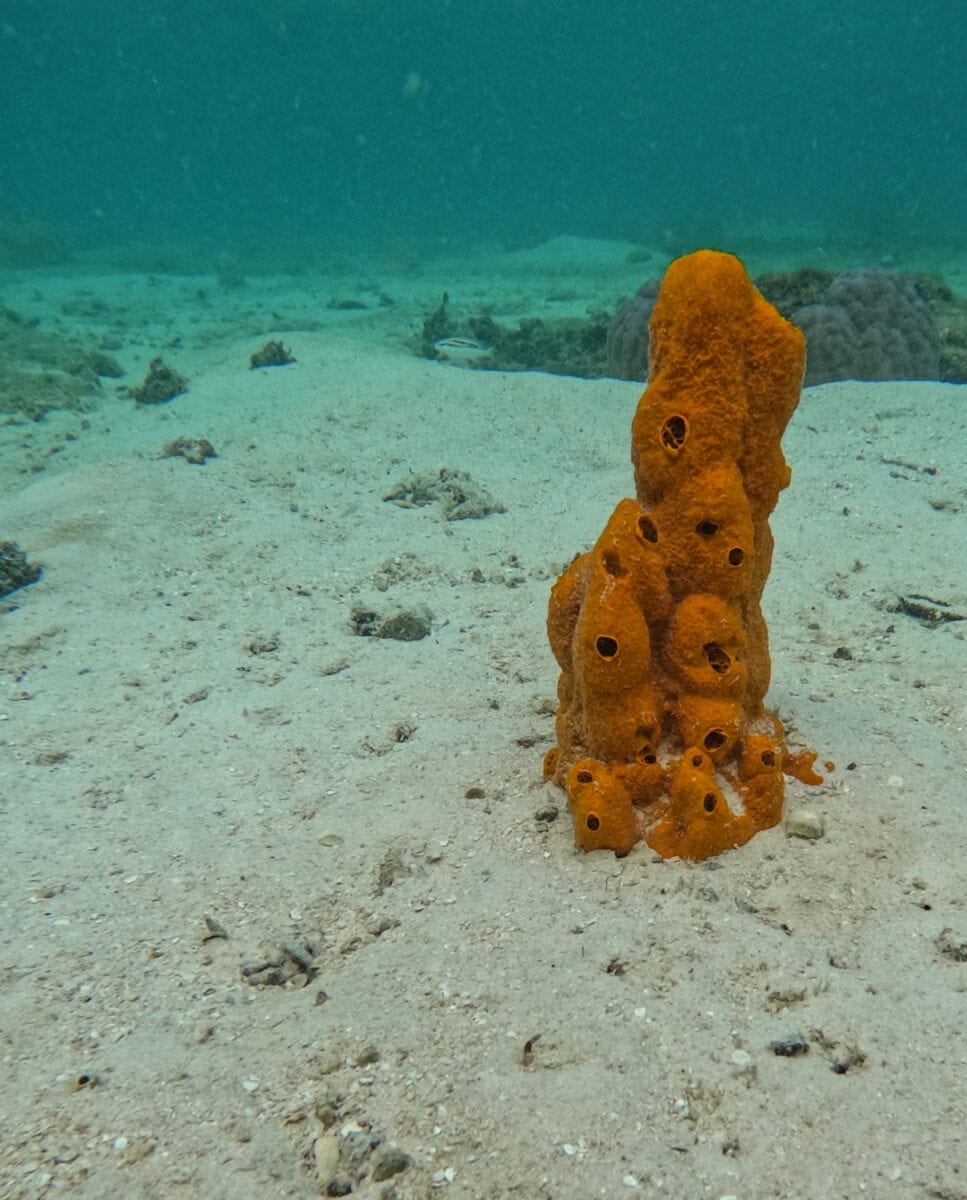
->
545, 249, 820, 861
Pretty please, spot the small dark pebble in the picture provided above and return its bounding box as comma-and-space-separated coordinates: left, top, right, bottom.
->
769, 1037, 810, 1057
825, 1042, 866, 1074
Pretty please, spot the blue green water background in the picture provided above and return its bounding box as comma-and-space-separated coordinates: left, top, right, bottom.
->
1, 1, 964, 258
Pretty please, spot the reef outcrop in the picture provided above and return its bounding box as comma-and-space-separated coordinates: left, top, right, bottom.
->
793, 267, 939, 385
608, 264, 943, 386
545, 249, 820, 861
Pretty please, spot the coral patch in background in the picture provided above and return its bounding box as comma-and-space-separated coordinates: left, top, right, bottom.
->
607, 264, 960, 386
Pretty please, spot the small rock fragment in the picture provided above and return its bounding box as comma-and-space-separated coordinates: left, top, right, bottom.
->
938, 927, 967, 962
132, 357, 188, 405
379, 608, 433, 641
239, 935, 319, 986
784, 808, 826, 840
313, 1133, 340, 1191
201, 915, 228, 942
383, 467, 505, 521
769, 1036, 810, 1057
0, 542, 42, 598
320, 658, 350, 677
161, 436, 216, 464
249, 340, 296, 369
350, 605, 433, 641
340, 1128, 379, 1177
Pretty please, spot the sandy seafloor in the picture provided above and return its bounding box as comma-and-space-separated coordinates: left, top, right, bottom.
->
1, 237, 965, 1200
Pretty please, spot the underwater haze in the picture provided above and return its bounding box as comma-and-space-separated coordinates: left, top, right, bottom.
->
1, 0, 965, 259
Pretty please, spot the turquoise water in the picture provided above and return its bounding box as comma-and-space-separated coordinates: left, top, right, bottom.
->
1, 0, 965, 257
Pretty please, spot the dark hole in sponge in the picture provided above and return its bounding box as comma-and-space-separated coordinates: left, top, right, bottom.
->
576, 770, 593, 784
696, 519, 720, 537
660, 414, 687, 451
704, 643, 731, 674
691, 754, 704, 768
637, 516, 659, 543
586, 814, 600, 831
595, 635, 619, 659
703, 793, 717, 812
761, 751, 776, 767
602, 550, 623, 576
704, 729, 727, 751
728, 548, 745, 566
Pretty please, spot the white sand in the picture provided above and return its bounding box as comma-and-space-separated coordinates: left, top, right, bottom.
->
1, 243, 966, 1199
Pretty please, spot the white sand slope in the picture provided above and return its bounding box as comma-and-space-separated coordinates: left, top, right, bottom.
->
1, 252, 966, 1199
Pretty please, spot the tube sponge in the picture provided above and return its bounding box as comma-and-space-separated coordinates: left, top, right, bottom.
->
545, 249, 821, 862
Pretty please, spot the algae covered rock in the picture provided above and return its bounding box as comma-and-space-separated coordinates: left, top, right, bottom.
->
249, 340, 296, 369
0, 306, 122, 419
350, 605, 433, 641
383, 468, 505, 521
0, 542, 42, 598
131, 357, 188, 406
